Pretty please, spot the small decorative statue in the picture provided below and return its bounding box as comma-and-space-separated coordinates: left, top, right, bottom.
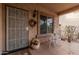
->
30, 37, 40, 49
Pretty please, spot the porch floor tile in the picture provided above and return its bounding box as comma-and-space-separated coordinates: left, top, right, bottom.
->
29, 40, 79, 55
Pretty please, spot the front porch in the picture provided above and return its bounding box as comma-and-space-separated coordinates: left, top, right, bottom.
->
0, 3, 79, 55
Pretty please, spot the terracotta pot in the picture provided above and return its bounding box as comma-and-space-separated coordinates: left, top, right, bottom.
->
31, 43, 40, 49
31, 39, 40, 49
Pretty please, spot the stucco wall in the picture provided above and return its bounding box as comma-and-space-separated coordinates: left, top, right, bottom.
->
54, 15, 59, 33
28, 11, 38, 42
0, 4, 3, 54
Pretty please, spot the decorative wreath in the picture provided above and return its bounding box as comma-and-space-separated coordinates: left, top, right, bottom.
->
29, 19, 36, 27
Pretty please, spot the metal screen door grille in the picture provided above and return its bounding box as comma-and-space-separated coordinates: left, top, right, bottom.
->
6, 7, 28, 51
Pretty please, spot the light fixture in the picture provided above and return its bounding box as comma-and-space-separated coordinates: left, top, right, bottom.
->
26, 27, 29, 31
32, 9, 37, 18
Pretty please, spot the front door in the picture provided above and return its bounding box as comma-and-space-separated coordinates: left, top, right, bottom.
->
6, 6, 29, 51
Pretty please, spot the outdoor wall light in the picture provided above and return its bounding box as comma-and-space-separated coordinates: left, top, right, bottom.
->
32, 9, 37, 18
26, 27, 29, 31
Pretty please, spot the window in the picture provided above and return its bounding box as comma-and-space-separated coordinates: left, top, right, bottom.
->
40, 15, 47, 34
40, 15, 53, 34
47, 17, 53, 33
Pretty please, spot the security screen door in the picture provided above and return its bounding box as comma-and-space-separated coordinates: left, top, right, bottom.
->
6, 6, 29, 51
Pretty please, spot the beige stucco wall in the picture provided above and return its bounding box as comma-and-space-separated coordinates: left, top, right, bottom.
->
0, 4, 59, 53
28, 11, 38, 42
0, 4, 3, 53
54, 15, 59, 33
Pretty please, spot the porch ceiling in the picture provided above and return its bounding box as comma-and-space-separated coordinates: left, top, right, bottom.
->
37, 4, 79, 12
6, 3, 79, 15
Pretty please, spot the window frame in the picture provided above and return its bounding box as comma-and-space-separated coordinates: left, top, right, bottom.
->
38, 13, 54, 35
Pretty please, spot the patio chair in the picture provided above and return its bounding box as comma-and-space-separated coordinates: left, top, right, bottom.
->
48, 33, 58, 48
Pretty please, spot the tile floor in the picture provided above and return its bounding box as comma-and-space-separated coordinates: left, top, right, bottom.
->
8, 39, 79, 55
30, 40, 79, 55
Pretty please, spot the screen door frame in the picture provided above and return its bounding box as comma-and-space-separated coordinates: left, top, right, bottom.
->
5, 5, 29, 52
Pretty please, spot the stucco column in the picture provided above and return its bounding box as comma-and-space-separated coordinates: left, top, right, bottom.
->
0, 4, 3, 54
